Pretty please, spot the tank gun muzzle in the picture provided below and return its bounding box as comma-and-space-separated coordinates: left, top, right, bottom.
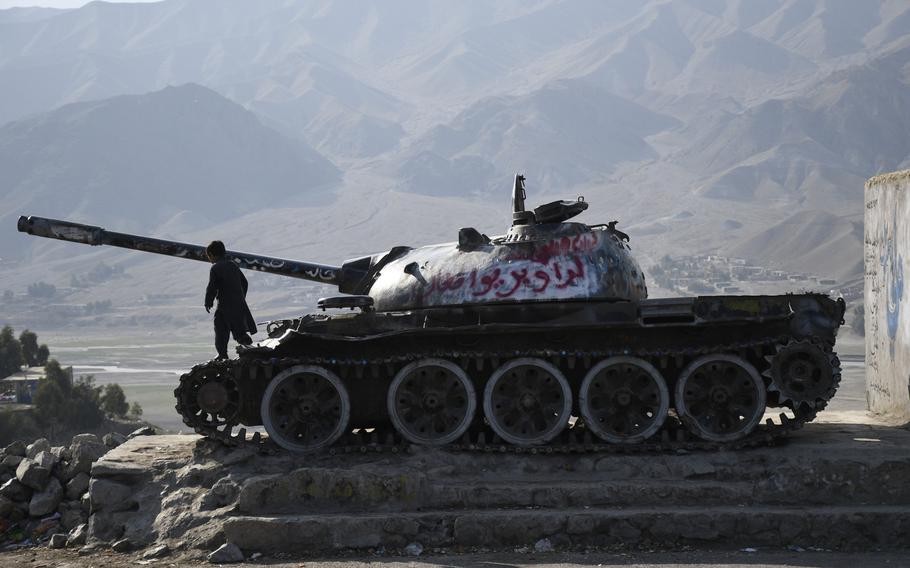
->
17, 216, 104, 245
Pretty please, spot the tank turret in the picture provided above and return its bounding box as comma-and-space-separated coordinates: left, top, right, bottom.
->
17, 176, 647, 312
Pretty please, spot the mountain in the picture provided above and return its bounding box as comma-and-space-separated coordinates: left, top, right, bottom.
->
1, 0, 909, 315
396, 79, 677, 196
730, 210, 863, 283
673, 50, 910, 211
0, 83, 339, 259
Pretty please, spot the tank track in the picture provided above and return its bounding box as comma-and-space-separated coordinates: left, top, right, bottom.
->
174, 335, 841, 454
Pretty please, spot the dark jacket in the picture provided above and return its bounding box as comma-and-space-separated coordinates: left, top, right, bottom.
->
205, 259, 256, 334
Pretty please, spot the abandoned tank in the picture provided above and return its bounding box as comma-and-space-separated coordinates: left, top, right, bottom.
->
17, 175, 846, 453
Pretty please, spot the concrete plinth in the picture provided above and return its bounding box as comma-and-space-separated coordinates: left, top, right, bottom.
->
865, 170, 910, 421
79, 424, 910, 555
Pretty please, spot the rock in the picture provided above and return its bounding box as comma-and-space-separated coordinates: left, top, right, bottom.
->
128, 426, 156, 439
1, 454, 24, 470
88, 511, 125, 542
103, 432, 127, 448
208, 542, 244, 564
0, 472, 10, 484
71, 433, 100, 446
89, 479, 134, 512
80, 493, 90, 512
16, 457, 51, 490
142, 544, 171, 559
29, 477, 64, 517
50, 446, 71, 463
534, 538, 554, 553
0, 495, 13, 517
66, 472, 90, 500
49, 533, 67, 549
4, 441, 26, 457
67, 523, 88, 547
404, 542, 424, 557
26, 438, 50, 459
8, 500, 29, 521
66, 441, 107, 477
0, 478, 33, 502
200, 476, 240, 510
79, 543, 103, 556
111, 538, 133, 553
34, 450, 57, 470
59, 499, 88, 530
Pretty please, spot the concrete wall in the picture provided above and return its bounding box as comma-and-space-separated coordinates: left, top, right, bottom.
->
865, 170, 910, 420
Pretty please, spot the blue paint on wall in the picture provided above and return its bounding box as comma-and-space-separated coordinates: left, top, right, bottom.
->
881, 208, 904, 358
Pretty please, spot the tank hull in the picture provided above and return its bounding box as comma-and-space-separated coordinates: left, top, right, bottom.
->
175, 293, 845, 452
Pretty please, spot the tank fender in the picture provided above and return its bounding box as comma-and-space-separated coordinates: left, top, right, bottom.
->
789, 295, 846, 339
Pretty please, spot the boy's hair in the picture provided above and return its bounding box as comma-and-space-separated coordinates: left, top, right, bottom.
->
206, 240, 226, 260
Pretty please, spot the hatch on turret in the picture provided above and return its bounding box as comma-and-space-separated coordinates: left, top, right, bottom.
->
511, 174, 588, 226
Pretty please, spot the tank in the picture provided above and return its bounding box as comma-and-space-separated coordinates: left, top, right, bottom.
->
17, 175, 846, 453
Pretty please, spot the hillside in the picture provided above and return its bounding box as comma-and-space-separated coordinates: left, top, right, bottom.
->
0, 83, 339, 259
1, 0, 909, 322
730, 210, 863, 283
396, 79, 677, 196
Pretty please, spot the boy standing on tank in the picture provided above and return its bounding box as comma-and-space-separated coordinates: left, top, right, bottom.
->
204, 241, 256, 360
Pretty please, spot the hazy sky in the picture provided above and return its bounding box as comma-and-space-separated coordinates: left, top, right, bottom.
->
0, 0, 158, 8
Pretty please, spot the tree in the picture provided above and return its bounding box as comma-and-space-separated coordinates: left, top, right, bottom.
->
101, 383, 129, 417
27, 281, 56, 298
0, 325, 23, 379
69, 376, 104, 428
36, 344, 50, 366
19, 330, 39, 367
34, 361, 103, 434
33, 359, 71, 438
129, 402, 143, 418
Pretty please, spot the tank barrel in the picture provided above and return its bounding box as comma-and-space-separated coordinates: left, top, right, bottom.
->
16, 215, 343, 287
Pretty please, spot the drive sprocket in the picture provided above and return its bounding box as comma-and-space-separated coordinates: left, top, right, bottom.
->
174, 361, 247, 445
766, 339, 841, 409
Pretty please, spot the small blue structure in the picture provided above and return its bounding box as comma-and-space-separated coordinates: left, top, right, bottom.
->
0, 366, 73, 405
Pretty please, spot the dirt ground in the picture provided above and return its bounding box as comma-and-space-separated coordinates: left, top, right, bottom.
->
2, 547, 909, 568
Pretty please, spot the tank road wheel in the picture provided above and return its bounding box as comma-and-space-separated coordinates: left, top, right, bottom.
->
483, 358, 572, 446
579, 356, 669, 444
767, 340, 840, 408
675, 354, 766, 443
261, 365, 350, 453
175, 366, 241, 432
387, 358, 477, 445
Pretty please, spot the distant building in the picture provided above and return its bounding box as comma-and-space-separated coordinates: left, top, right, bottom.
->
686, 281, 715, 294
0, 366, 73, 404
